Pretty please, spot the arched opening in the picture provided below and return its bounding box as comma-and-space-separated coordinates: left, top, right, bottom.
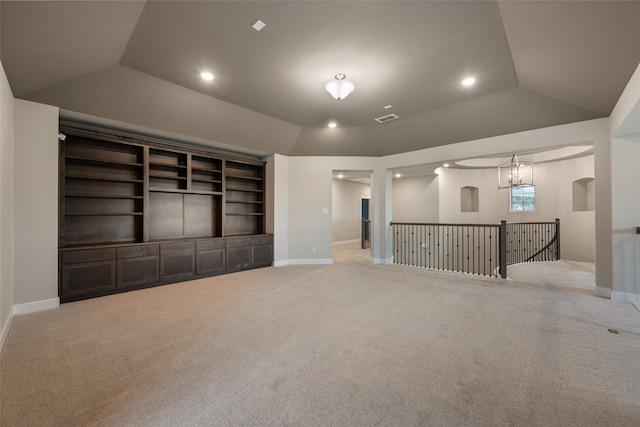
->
460, 186, 479, 212
572, 178, 595, 212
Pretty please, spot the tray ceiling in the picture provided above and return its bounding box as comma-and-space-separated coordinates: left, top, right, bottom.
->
2, 1, 639, 156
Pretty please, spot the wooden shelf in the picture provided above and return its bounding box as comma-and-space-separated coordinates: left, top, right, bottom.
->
226, 187, 263, 193
226, 200, 263, 204
66, 193, 143, 199
149, 188, 223, 196
65, 212, 144, 216
192, 177, 222, 184
226, 175, 263, 181
66, 155, 143, 167
150, 162, 187, 169
149, 174, 187, 180
192, 167, 222, 173
65, 172, 143, 183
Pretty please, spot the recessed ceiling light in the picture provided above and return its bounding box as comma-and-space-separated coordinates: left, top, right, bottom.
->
338, 174, 344, 179
384, 105, 393, 109
443, 163, 450, 167
252, 20, 266, 31
395, 173, 401, 178
201, 72, 214, 81
462, 77, 476, 87
328, 122, 337, 128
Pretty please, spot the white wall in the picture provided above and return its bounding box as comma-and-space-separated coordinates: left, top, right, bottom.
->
266, 153, 289, 266
610, 137, 640, 302
1, 60, 15, 347
285, 157, 378, 264
392, 175, 439, 223
437, 156, 595, 262
608, 63, 640, 303
13, 100, 59, 307
332, 179, 371, 243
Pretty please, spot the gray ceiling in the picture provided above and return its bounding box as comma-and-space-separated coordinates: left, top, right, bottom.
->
2, 1, 639, 157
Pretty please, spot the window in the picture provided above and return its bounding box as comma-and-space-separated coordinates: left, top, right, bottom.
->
510, 185, 535, 212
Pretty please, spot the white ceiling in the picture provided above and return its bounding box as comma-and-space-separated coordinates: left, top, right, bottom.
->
2, 1, 639, 157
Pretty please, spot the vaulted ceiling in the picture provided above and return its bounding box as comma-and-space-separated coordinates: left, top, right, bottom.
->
2, 1, 639, 157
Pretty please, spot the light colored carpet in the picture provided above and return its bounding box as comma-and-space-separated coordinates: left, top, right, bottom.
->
507, 260, 595, 295
2, 245, 639, 426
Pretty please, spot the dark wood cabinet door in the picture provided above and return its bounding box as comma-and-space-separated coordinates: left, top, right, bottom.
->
196, 249, 225, 275
117, 256, 160, 288
62, 260, 116, 299
226, 246, 251, 270
251, 244, 273, 267
161, 252, 195, 280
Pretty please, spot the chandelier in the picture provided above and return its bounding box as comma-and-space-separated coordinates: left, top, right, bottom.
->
498, 153, 533, 189
325, 74, 355, 100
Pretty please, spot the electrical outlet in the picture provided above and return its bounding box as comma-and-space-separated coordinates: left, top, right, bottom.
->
312, 246, 316, 253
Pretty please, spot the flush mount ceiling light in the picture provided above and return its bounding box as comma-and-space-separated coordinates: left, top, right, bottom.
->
325, 74, 355, 100
328, 122, 337, 128
462, 76, 476, 87
200, 71, 214, 81
498, 153, 534, 189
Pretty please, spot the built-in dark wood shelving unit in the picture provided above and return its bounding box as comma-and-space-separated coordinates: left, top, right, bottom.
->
59, 126, 271, 303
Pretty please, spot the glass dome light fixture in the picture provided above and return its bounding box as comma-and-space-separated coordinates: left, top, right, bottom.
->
200, 71, 214, 81
461, 76, 476, 87
325, 73, 355, 100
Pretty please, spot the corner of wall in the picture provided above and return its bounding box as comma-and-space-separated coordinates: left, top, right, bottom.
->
0, 305, 15, 355
595, 286, 612, 299
611, 291, 640, 305
0, 59, 16, 347
13, 99, 59, 305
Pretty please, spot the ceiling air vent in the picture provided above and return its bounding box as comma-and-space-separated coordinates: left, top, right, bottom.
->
375, 113, 399, 124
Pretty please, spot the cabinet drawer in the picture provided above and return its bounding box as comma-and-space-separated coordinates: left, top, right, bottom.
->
62, 260, 116, 298
117, 244, 159, 259
196, 239, 225, 251
161, 241, 195, 254
226, 237, 251, 248
117, 255, 159, 288
251, 235, 273, 246
62, 248, 116, 264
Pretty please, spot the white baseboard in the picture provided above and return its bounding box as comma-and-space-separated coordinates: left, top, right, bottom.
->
1, 298, 59, 353
611, 291, 640, 304
595, 286, 612, 299
373, 257, 394, 265
332, 239, 360, 246
0, 306, 16, 354
14, 298, 60, 315
274, 259, 333, 266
